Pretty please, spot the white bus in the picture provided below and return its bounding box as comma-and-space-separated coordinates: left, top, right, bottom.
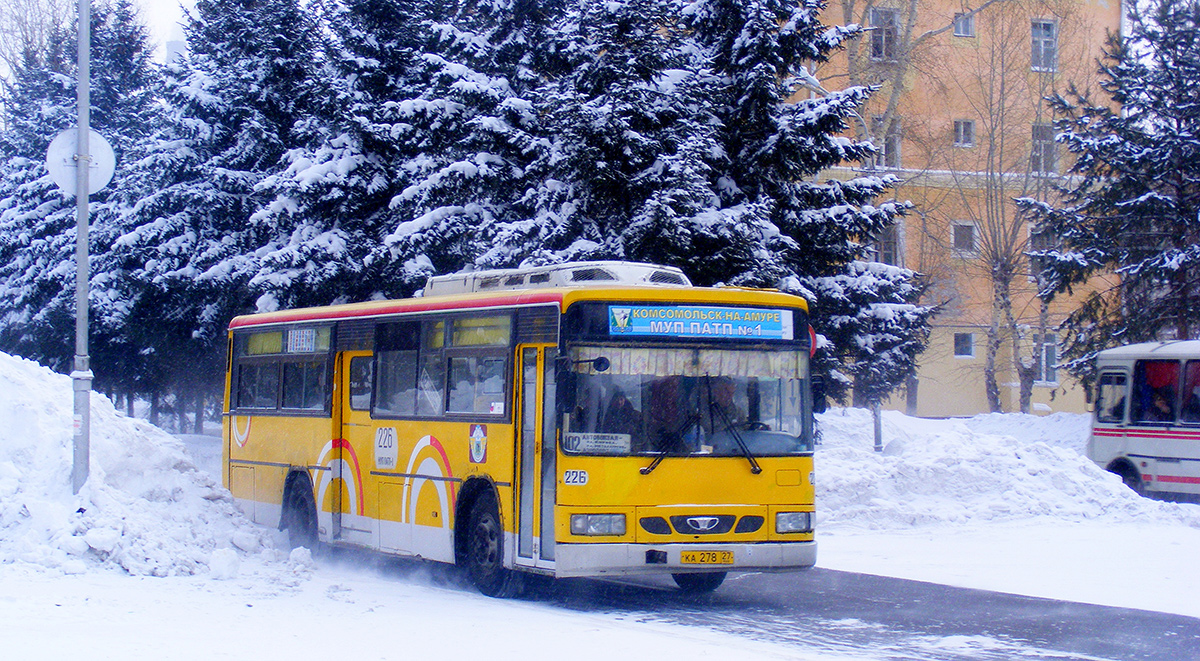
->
1090, 341, 1200, 500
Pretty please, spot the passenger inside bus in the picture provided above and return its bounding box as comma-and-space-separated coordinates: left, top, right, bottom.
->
1147, 390, 1175, 422
600, 388, 642, 442
1132, 359, 1179, 423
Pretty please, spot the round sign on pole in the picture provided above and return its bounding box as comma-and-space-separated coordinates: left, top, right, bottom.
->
45, 128, 115, 196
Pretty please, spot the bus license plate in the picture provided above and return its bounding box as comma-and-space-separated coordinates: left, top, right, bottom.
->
681, 550, 733, 565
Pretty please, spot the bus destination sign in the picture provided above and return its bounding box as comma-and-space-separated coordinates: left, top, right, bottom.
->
609, 305, 794, 340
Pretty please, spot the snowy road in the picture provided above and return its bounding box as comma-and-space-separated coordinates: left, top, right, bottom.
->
537, 568, 1200, 661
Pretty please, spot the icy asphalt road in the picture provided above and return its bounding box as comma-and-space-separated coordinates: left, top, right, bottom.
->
514, 566, 1200, 661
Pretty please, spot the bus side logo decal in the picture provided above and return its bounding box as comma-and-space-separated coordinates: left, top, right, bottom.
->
232, 416, 251, 448
401, 435, 457, 527
469, 424, 487, 463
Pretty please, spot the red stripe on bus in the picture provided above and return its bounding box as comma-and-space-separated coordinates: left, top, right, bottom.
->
1154, 475, 1200, 485
1094, 429, 1200, 440
333, 438, 366, 514
425, 436, 457, 511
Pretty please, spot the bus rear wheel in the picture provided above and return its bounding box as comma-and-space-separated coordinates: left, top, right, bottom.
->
672, 571, 726, 593
1107, 461, 1144, 496
282, 477, 319, 552
465, 492, 521, 598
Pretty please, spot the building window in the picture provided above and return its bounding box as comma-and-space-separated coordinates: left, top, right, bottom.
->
1028, 224, 1055, 277
1031, 19, 1057, 71
875, 224, 901, 266
953, 119, 975, 147
954, 333, 975, 358
952, 221, 977, 254
1031, 123, 1057, 173
1033, 333, 1058, 383
953, 12, 975, 37
873, 116, 902, 169
870, 8, 901, 61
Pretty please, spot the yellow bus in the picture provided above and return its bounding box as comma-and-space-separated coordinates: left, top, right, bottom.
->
222, 261, 818, 595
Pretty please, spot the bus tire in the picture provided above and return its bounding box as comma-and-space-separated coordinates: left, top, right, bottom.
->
465, 491, 521, 598
1107, 461, 1144, 496
672, 571, 726, 593
282, 474, 319, 552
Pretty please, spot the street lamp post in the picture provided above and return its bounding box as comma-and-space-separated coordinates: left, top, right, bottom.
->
71, 0, 92, 495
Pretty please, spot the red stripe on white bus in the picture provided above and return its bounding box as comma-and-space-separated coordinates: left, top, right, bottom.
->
1151, 475, 1200, 485
1092, 427, 1200, 440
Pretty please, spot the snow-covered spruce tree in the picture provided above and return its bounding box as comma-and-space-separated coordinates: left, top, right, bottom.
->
479, 0, 731, 269
1018, 0, 1200, 383
678, 0, 932, 403
251, 0, 444, 305
799, 262, 935, 406
0, 0, 159, 390
100, 0, 325, 412
380, 0, 573, 282
0, 27, 75, 370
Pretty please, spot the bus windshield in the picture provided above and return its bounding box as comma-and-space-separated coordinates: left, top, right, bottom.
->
561, 345, 812, 457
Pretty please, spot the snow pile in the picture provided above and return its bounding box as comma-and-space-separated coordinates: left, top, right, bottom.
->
0, 352, 273, 576
816, 408, 1200, 529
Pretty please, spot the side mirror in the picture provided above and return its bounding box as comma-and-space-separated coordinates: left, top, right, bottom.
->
811, 375, 827, 414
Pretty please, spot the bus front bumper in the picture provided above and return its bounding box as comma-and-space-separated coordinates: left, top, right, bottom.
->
551, 540, 816, 578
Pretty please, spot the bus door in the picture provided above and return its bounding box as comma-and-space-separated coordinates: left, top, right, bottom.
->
515, 345, 557, 569
335, 351, 377, 547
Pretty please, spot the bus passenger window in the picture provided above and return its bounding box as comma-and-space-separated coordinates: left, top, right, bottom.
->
447, 356, 507, 415
417, 353, 446, 416
282, 360, 327, 410
1095, 373, 1127, 423
1131, 359, 1179, 424
349, 356, 373, 411
1182, 361, 1200, 422
374, 321, 422, 417
376, 350, 418, 416
238, 362, 280, 409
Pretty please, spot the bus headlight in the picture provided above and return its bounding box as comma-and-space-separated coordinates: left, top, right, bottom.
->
775, 511, 813, 534
570, 514, 626, 536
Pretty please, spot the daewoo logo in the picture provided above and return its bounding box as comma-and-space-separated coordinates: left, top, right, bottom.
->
686, 516, 720, 532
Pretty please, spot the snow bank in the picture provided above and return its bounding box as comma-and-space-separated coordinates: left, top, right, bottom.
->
0, 352, 272, 576
816, 408, 1200, 530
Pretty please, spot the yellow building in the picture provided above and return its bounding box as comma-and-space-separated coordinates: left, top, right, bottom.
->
814, 0, 1123, 416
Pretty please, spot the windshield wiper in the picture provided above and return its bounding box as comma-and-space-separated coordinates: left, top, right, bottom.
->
640, 413, 700, 475
639, 450, 669, 475
704, 374, 762, 475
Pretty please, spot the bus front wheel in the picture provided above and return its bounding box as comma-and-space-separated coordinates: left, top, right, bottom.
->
465, 492, 522, 598
672, 572, 726, 593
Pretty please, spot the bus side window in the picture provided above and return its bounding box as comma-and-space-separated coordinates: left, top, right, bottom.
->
1182, 361, 1200, 423
1095, 372, 1127, 424
1131, 359, 1179, 424
349, 356, 374, 411
374, 321, 423, 417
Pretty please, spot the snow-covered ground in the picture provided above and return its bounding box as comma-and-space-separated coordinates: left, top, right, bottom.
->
1, 351, 1198, 659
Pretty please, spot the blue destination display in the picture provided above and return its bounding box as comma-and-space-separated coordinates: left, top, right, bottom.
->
608, 305, 794, 340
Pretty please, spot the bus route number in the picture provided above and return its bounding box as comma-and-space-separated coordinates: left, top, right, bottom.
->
375, 427, 398, 470
563, 469, 589, 485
